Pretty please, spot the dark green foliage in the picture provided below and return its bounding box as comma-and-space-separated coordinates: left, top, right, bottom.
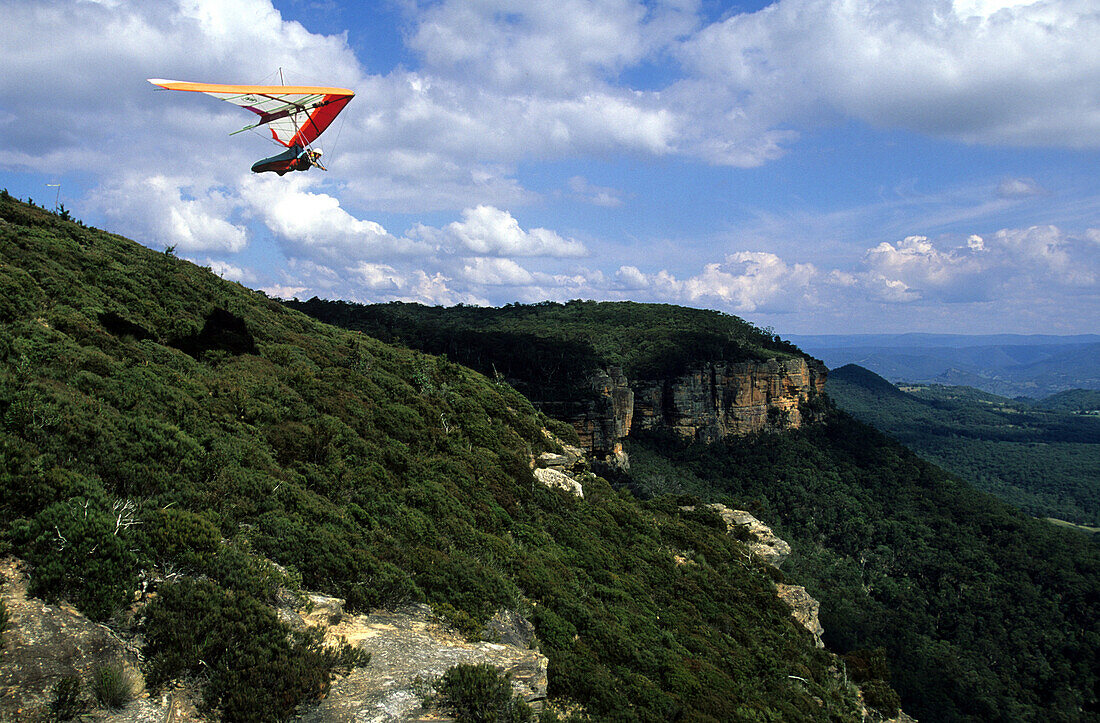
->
91, 661, 132, 709
828, 364, 1100, 525
1034, 388, 1100, 412
18, 494, 139, 621
433, 663, 533, 723
0, 597, 8, 649
49, 675, 86, 720
170, 307, 259, 359
143, 579, 368, 721
859, 680, 900, 718
628, 412, 1100, 722
288, 298, 809, 414
842, 648, 890, 684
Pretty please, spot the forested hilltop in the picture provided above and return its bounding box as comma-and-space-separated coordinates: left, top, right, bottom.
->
300, 297, 1100, 722
0, 194, 863, 721
288, 298, 809, 409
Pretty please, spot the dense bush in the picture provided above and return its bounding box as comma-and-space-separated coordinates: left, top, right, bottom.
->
628, 415, 1100, 721
433, 663, 533, 723
91, 661, 133, 709
288, 298, 808, 405
0, 197, 859, 721
143, 579, 368, 721
17, 495, 138, 621
828, 365, 1100, 525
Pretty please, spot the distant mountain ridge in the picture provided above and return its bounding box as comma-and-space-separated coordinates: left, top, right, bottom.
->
789, 333, 1100, 397
827, 363, 1100, 526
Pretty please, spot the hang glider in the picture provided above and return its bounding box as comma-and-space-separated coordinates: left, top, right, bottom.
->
147, 78, 354, 175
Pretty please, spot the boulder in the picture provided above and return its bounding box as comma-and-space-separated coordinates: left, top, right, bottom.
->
533, 467, 584, 498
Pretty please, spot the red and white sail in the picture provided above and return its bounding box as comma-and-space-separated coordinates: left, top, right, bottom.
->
147, 79, 354, 148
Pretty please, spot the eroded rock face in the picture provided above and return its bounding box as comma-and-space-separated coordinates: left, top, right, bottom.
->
566, 358, 825, 460
569, 366, 633, 468
296, 603, 548, 723
708, 505, 793, 568
775, 584, 825, 648
633, 358, 827, 441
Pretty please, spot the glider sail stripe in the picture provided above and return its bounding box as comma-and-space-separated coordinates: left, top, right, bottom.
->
147, 78, 354, 148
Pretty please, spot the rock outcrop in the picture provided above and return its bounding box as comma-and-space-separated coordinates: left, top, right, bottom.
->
685, 505, 825, 648
706, 504, 793, 568
569, 366, 633, 467
0, 557, 201, 722
531, 432, 587, 498
775, 584, 825, 648
568, 357, 826, 462
295, 603, 548, 722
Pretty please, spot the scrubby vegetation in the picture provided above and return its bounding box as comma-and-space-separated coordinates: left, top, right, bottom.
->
429, 663, 533, 723
49, 674, 86, 720
90, 661, 133, 710
288, 298, 808, 415
628, 414, 1100, 722
6, 195, 1095, 722
0, 196, 859, 720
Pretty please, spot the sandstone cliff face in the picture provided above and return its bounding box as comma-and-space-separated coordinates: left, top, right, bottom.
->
633, 357, 826, 441
569, 366, 633, 466
568, 357, 826, 460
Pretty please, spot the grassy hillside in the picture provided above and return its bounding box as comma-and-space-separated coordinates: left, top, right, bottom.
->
828, 364, 1100, 526
0, 195, 860, 721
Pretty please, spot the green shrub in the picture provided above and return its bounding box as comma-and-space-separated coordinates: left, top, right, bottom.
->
843, 647, 891, 684
433, 663, 533, 723
49, 674, 86, 720
861, 679, 901, 717
91, 661, 133, 709
143, 579, 369, 722
23, 496, 138, 621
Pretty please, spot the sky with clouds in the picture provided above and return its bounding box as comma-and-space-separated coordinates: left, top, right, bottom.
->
2, 0, 1098, 334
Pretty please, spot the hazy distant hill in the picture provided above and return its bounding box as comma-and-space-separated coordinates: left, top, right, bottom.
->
828, 364, 1100, 526
789, 333, 1100, 397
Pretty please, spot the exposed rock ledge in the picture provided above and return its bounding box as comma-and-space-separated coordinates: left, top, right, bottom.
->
0, 556, 546, 723
683, 504, 823, 648
293, 599, 547, 722
531, 431, 587, 498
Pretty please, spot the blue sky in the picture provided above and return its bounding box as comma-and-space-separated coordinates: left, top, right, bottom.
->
2, 0, 1098, 335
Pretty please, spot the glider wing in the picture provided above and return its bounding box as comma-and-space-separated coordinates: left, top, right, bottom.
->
147, 79, 354, 148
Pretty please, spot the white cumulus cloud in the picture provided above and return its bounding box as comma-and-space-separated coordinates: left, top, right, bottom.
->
88, 174, 248, 253
416, 205, 588, 257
